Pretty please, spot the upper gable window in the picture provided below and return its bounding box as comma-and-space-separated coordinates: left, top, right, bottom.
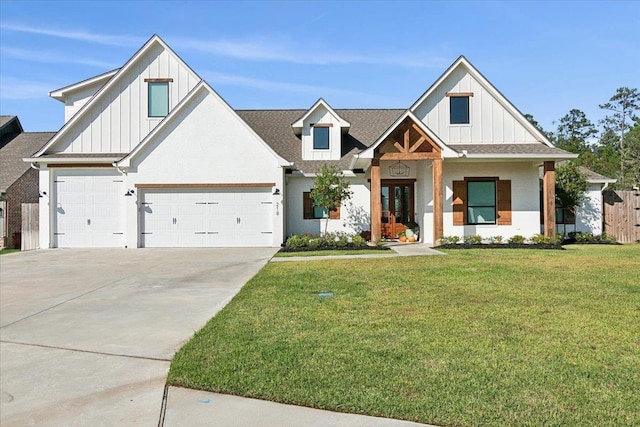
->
447, 92, 473, 125
147, 80, 171, 118
313, 125, 330, 150
449, 95, 470, 124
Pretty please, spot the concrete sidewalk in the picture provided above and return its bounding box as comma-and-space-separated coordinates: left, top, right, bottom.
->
163, 387, 436, 427
271, 243, 445, 262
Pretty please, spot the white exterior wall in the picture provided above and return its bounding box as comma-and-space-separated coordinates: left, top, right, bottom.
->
63, 80, 108, 123
412, 66, 538, 145
440, 161, 541, 240
285, 176, 370, 237
52, 43, 199, 154
300, 106, 343, 161
38, 167, 51, 249
123, 88, 285, 247
556, 183, 604, 235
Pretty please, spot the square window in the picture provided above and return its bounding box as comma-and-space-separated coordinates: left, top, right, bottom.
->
148, 82, 169, 117
467, 181, 496, 224
313, 126, 330, 150
450, 96, 469, 124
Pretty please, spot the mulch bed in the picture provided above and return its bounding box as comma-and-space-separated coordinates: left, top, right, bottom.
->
278, 244, 392, 253
436, 243, 564, 250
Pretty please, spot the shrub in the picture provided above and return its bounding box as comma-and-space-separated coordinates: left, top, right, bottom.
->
463, 234, 483, 245
530, 233, 547, 245
351, 235, 366, 247
488, 235, 503, 244
308, 238, 322, 249
508, 235, 526, 244
285, 234, 310, 248
575, 233, 594, 243
439, 236, 460, 245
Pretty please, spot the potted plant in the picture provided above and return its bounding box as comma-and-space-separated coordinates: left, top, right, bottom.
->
405, 221, 419, 240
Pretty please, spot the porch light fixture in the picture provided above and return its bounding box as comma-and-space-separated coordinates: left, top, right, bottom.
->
273, 188, 280, 195
389, 161, 410, 177
125, 189, 135, 196
39, 191, 47, 198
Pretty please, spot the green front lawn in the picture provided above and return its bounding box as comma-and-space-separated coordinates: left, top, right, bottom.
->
274, 248, 395, 257
169, 245, 640, 426
0, 248, 20, 255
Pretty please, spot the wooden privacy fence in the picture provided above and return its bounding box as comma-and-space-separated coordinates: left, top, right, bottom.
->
21, 203, 39, 251
603, 190, 640, 243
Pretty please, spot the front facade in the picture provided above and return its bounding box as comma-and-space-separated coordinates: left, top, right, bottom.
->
26, 35, 575, 248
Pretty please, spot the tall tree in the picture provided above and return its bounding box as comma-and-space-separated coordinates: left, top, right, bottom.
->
524, 113, 555, 142
600, 87, 640, 179
554, 109, 597, 155
621, 119, 640, 188
310, 165, 353, 235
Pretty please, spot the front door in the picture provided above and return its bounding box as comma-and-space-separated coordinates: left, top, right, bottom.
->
381, 180, 414, 238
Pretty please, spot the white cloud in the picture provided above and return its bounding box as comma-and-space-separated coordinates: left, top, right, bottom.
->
1, 47, 117, 69
173, 36, 447, 68
0, 22, 143, 47
0, 77, 53, 100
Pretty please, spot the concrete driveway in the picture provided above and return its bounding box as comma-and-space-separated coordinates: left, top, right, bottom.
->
0, 248, 276, 426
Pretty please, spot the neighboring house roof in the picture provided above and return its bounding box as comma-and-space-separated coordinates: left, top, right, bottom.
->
238, 109, 405, 173
578, 166, 617, 184
0, 115, 17, 128
0, 132, 55, 193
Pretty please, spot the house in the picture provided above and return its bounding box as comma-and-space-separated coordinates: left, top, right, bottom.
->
0, 116, 55, 248
555, 166, 616, 236
24, 35, 576, 249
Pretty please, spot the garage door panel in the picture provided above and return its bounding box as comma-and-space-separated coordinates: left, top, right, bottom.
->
54, 172, 124, 248
141, 187, 273, 247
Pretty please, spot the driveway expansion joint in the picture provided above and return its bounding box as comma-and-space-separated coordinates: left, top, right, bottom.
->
0, 340, 172, 362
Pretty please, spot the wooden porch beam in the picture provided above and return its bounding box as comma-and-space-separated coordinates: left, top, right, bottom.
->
370, 159, 382, 241
543, 161, 556, 237
409, 136, 426, 153
404, 129, 410, 152
433, 158, 443, 245
393, 141, 406, 153
380, 152, 441, 160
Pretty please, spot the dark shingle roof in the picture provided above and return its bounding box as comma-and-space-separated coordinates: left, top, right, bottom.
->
0, 132, 56, 193
578, 166, 616, 183
237, 109, 404, 173
0, 116, 16, 128
449, 143, 574, 157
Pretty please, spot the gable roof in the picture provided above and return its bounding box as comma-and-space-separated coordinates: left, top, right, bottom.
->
34, 34, 201, 157
239, 109, 404, 173
49, 68, 119, 101
409, 56, 554, 147
291, 98, 351, 133
1, 132, 55, 193
0, 115, 18, 129
579, 166, 616, 184
117, 81, 289, 168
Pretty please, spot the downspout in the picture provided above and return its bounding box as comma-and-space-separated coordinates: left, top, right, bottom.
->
30, 162, 40, 170
113, 162, 128, 175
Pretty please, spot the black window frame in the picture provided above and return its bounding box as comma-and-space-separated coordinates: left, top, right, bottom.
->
466, 180, 497, 225
313, 126, 330, 150
450, 96, 470, 125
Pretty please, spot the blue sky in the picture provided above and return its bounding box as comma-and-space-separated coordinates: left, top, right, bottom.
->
1, 1, 638, 133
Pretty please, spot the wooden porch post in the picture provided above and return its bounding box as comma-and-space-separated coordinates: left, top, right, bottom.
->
543, 161, 556, 237
370, 158, 382, 241
432, 158, 443, 245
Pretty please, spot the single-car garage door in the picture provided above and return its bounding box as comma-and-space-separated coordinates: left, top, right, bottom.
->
53, 170, 124, 248
140, 187, 273, 247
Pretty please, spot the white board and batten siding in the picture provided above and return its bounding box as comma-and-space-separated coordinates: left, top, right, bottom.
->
52, 170, 125, 248
412, 65, 539, 145
140, 187, 274, 247
52, 43, 199, 154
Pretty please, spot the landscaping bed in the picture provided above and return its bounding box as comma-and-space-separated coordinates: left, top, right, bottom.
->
436, 243, 563, 250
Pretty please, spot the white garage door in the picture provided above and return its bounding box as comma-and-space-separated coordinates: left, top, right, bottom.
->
53, 171, 124, 248
140, 187, 273, 247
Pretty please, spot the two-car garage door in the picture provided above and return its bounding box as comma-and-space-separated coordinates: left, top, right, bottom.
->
53, 171, 275, 248
140, 187, 274, 247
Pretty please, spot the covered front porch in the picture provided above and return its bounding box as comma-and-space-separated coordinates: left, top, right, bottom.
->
358, 114, 559, 246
